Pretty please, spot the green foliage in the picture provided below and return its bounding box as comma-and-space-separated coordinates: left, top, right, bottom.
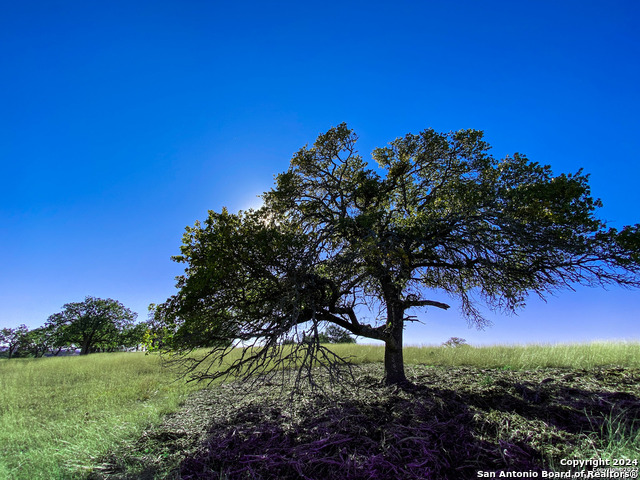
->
318, 325, 357, 344
0, 325, 29, 359
45, 296, 137, 355
21, 327, 50, 357
156, 124, 640, 385
1, 299, 146, 359
156, 208, 318, 352
118, 321, 148, 350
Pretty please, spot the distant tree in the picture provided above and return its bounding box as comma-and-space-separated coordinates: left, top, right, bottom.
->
283, 325, 355, 344
0, 325, 29, 359
46, 297, 137, 355
22, 327, 51, 357
442, 337, 468, 348
119, 322, 149, 351
44, 322, 71, 356
154, 124, 640, 386
318, 325, 357, 344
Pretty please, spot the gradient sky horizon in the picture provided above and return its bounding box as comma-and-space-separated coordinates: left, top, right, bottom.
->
2, 0, 639, 346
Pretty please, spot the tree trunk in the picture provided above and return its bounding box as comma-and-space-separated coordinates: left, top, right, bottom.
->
383, 304, 407, 386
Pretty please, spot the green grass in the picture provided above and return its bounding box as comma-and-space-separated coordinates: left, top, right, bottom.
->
587, 408, 640, 462
330, 340, 640, 369
1, 342, 638, 479
0, 353, 199, 480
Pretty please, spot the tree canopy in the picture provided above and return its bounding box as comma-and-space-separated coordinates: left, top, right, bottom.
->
46, 296, 137, 355
155, 124, 640, 386
318, 325, 356, 344
0, 325, 29, 359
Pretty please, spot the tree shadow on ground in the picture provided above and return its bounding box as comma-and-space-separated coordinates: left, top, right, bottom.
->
90, 365, 640, 480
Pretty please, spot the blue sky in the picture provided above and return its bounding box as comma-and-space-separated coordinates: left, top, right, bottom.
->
1, 0, 638, 345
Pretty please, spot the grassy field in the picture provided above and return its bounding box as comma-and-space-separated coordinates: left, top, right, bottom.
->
1, 342, 639, 479
337, 340, 640, 369
0, 353, 201, 480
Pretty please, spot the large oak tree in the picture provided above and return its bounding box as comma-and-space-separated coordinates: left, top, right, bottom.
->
155, 124, 640, 386
46, 296, 137, 355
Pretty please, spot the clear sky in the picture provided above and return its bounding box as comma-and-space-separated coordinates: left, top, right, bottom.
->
2, 0, 639, 346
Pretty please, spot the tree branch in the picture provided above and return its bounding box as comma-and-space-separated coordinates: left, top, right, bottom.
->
401, 299, 451, 310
